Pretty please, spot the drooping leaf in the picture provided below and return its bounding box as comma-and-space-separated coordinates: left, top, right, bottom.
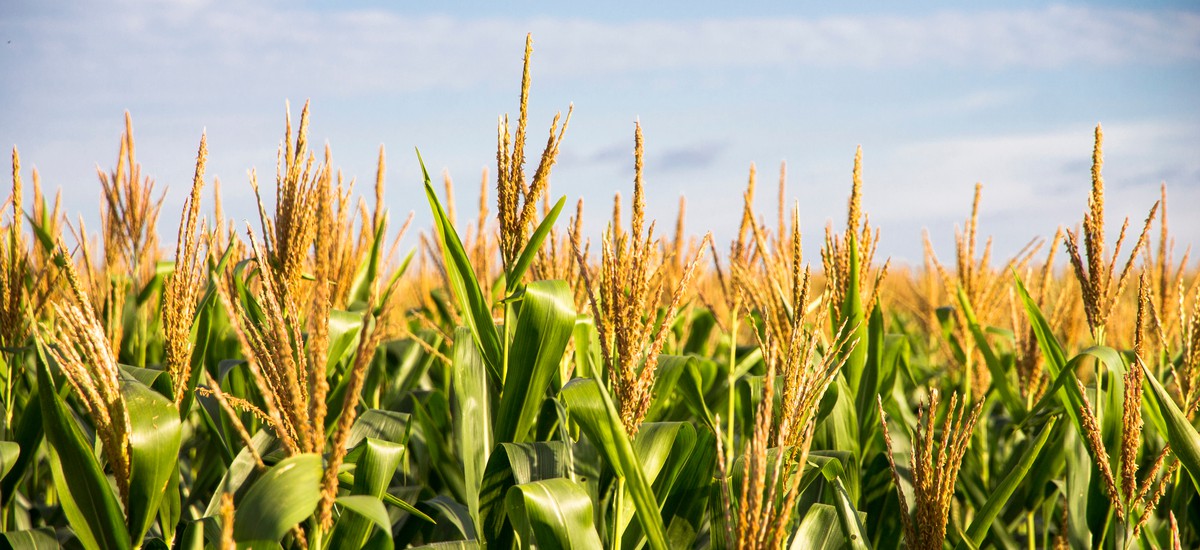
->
479, 441, 574, 545
420, 495, 478, 542
505, 478, 604, 550
326, 309, 366, 375
334, 495, 394, 548
233, 454, 323, 542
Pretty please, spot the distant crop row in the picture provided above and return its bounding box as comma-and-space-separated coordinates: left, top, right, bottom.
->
0, 35, 1196, 549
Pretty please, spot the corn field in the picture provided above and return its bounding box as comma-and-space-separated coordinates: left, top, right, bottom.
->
0, 36, 1197, 549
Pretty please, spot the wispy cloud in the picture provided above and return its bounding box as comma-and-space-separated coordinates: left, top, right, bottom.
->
564, 139, 726, 173
5, 4, 1198, 106
655, 141, 725, 172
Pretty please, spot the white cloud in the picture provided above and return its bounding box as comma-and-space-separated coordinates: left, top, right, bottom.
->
4, 4, 1199, 106
858, 121, 1200, 262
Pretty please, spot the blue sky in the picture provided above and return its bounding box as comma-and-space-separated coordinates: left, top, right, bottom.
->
2, 1, 1197, 264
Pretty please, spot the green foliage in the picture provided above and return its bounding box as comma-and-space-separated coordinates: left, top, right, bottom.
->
2, 100, 1196, 550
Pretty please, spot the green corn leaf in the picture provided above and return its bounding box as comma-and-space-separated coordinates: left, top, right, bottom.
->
347, 210, 391, 311
333, 495, 393, 548
409, 542, 481, 550
23, 212, 57, 257
956, 417, 1057, 549
644, 355, 691, 424
832, 476, 870, 550
408, 395, 468, 503
837, 233, 867, 396
855, 303, 885, 459
348, 409, 411, 449
1014, 274, 1086, 437
326, 308, 366, 376
504, 196, 566, 292
681, 308, 717, 356
505, 478, 604, 550
675, 358, 717, 431
329, 438, 408, 549
571, 315, 601, 380
452, 325, 492, 534
133, 260, 175, 308
620, 422, 697, 549
375, 249, 416, 316
419, 495, 477, 541
1064, 423, 1092, 548
812, 376, 860, 503
231, 258, 267, 327
1013, 276, 1121, 545
1142, 363, 1200, 494
496, 280, 575, 444
122, 371, 183, 545
203, 430, 277, 517
35, 345, 130, 550
1, 385, 43, 506
560, 377, 669, 550
1012, 274, 1066, 373
730, 347, 764, 381
659, 427, 714, 548
479, 441, 574, 545
0, 441, 18, 480
118, 365, 168, 394
420, 151, 503, 382
958, 286, 1026, 423
798, 450, 853, 496
936, 306, 969, 368
157, 461, 181, 545
178, 518, 210, 550
233, 453, 323, 542
791, 504, 852, 550
0, 528, 59, 549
